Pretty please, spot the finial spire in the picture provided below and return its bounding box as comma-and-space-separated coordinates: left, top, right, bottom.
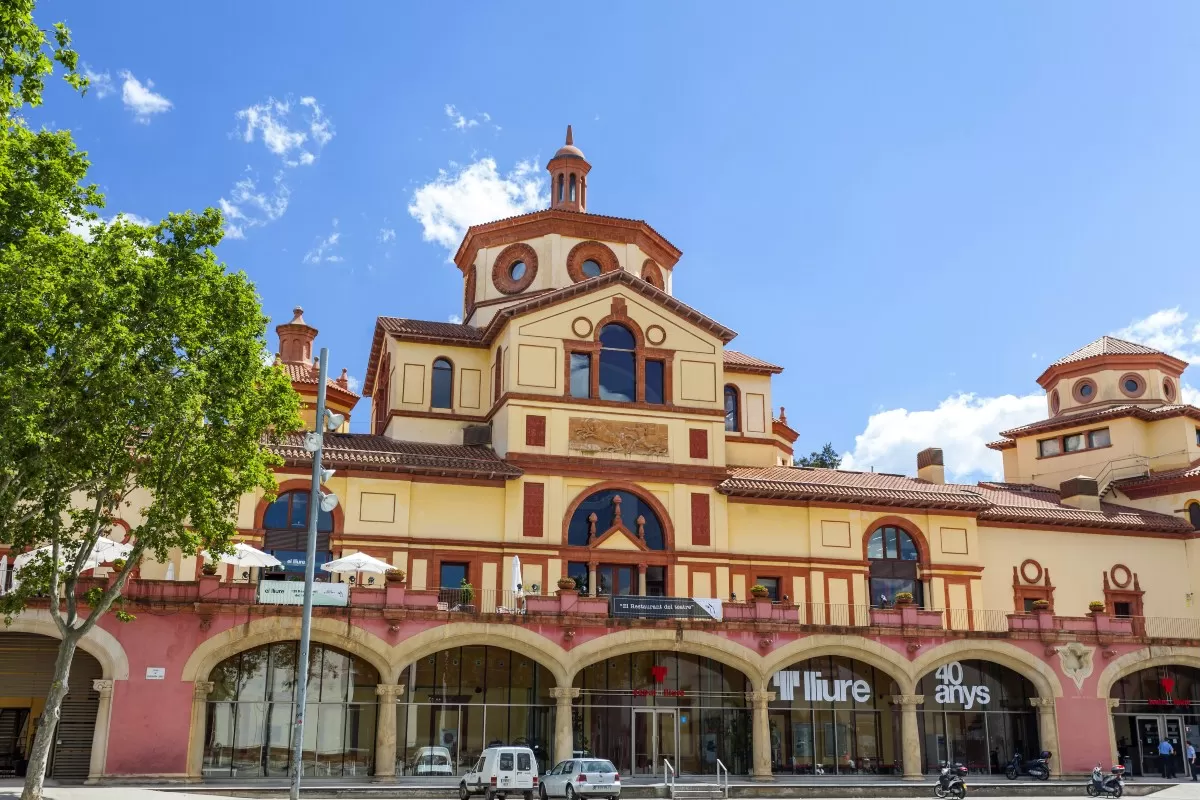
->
565, 124, 573, 146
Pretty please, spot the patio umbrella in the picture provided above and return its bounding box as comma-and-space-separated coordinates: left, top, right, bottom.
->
14, 536, 133, 574
512, 555, 524, 597
202, 542, 282, 569
320, 552, 395, 574
0, 554, 7, 594
165, 561, 176, 581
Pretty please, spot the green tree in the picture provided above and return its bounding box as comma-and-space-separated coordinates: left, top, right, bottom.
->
0, 5, 303, 799
794, 442, 843, 469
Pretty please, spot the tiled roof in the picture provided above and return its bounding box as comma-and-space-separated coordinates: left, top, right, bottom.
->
270, 433, 522, 479
1113, 459, 1200, 493
997, 404, 1200, 439
280, 363, 361, 399
719, 467, 988, 510
964, 482, 1191, 533
1050, 336, 1164, 367
376, 318, 486, 344
724, 351, 783, 374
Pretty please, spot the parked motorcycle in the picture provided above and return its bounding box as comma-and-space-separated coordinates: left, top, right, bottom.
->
934, 762, 968, 799
1086, 763, 1124, 798
1006, 750, 1052, 781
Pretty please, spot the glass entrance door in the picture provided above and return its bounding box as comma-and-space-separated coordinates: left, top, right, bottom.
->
1165, 717, 1187, 778
632, 709, 678, 776
1135, 716, 1189, 778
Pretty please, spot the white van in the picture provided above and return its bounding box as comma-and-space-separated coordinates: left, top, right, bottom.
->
460, 746, 539, 800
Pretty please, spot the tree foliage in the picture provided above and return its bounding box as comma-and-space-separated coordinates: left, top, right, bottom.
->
794, 442, 843, 469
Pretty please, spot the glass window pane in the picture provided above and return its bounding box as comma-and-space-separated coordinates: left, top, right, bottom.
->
266, 702, 292, 775
599, 351, 635, 401
263, 497, 289, 529
570, 353, 591, 399
884, 528, 898, 559
645, 361, 665, 404
599, 324, 635, 350
867, 530, 884, 560
1063, 434, 1085, 452
290, 492, 309, 528
344, 703, 375, 776
432, 359, 453, 409
238, 649, 269, 702
440, 563, 468, 588
510, 261, 526, 280
232, 701, 267, 777
320, 648, 350, 703
203, 702, 235, 773
269, 642, 297, 701
898, 531, 918, 561
1088, 428, 1111, 448
1038, 438, 1060, 457
724, 388, 739, 432
582, 259, 602, 278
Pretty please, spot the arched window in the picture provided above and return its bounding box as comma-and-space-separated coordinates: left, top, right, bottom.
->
262, 490, 333, 577
599, 324, 637, 402
567, 488, 666, 550
724, 385, 740, 432
569, 174, 577, 202
867, 525, 921, 607
203, 642, 379, 777
431, 358, 453, 409
557, 174, 564, 203
1190, 502, 1200, 531
581, 259, 603, 278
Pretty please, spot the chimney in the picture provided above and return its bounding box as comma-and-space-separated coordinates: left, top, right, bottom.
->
916, 447, 945, 484
276, 306, 318, 365
1060, 476, 1100, 511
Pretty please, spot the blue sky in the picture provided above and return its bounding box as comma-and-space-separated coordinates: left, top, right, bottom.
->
34, 2, 1200, 481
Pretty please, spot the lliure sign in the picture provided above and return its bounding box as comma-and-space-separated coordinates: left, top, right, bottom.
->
773, 670, 871, 703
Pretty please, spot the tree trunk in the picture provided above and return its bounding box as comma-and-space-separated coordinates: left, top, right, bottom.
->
21, 633, 79, 800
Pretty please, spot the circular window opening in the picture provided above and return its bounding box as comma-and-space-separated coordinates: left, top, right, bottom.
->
1050, 390, 1061, 415
1119, 373, 1146, 398
1165, 378, 1178, 403
509, 261, 526, 281
1073, 379, 1097, 403
581, 259, 603, 278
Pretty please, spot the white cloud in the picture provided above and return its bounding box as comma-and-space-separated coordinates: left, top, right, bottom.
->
840, 393, 1045, 482
303, 219, 343, 264
236, 96, 334, 166
448, 314, 463, 324
345, 374, 361, 393
445, 104, 478, 130
68, 212, 154, 240
120, 71, 172, 122
408, 157, 546, 254
379, 227, 396, 243
83, 64, 113, 98
218, 170, 290, 240
1112, 307, 1200, 364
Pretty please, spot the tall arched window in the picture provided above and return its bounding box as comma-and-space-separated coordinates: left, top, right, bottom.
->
569, 174, 577, 201
867, 525, 921, 607
262, 490, 334, 578
202, 642, 379, 776
557, 174, 564, 203
567, 488, 666, 550
599, 324, 637, 402
724, 385, 740, 432
1190, 501, 1200, 531
431, 358, 453, 409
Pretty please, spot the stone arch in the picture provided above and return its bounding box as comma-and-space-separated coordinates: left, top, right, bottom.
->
3, 609, 130, 680
181, 616, 392, 684
1095, 646, 1200, 698
761, 634, 917, 695
564, 629, 764, 689
391, 622, 571, 687
911, 639, 1063, 698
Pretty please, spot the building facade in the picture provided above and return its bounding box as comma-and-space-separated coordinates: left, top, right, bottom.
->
4, 128, 1200, 783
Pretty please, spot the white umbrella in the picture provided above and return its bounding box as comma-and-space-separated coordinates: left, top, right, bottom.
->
512, 555, 524, 597
202, 542, 282, 569
320, 552, 395, 575
165, 561, 176, 581
0, 554, 7, 594
14, 537, 133, 574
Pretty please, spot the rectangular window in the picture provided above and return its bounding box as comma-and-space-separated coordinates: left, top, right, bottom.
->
599, 350, 636, 402
567, 561, 590, 595
1114, 601, 1133, 617
499, 753, 514, 771
645, 360, 665, 404
439, 562, 468, 588
1038, 438, 1061, 457
646, 566, 666, 596
755, 577, 781, 602
517, 753, 531, 771
1063, 433, 1085, 452
569, 353, 591, 399
1088, 428, 1111, 448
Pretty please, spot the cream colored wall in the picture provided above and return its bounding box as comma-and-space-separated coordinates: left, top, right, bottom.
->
722, 373, 773, 436
725, 441, 776, 467
1050, 366, 1176, 415
384, 339, 491, 416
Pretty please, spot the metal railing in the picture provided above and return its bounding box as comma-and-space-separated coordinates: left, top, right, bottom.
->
1096, 454, 1151, 497
664, 758, 675, 793
942, 607, 1011, 632
800, 602, 871, 627
715, 758, 729, 798
435, 588, 524, 614
1139, 616, 1200, 640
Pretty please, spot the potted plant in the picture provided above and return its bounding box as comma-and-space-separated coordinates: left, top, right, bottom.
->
557, 576, 577, 591
459, 578, 476, 612
110, 558, 127, 573
893, 591, 914, 606
750, 584, 770, 600
387, 569, 407, 584
201, 563, 218, 576
1031, 599, 1051, 611
1089, 600, 1106, 614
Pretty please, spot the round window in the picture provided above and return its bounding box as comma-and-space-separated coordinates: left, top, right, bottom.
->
1119, 373, 1146, 398
1124, 378, 1138, 392
1050, 389, 1061, 415
509, 261, 526, 281
1165, 378, 1177, 402
1073, 378, 1098, 403
1080, 383, 1093, 397
581, 259, 603, 278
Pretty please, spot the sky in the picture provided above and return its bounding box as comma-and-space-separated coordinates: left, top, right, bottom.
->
31, 2, 1200, 483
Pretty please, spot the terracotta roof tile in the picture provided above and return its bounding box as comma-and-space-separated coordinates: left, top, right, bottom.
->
1112, 458, 1200, 492
998, 404, 1200, 438
376, 318, 486, 343
724, 351, 783, 374
962, 482, 1191, 533
270, 433, 522, 479
280, 363, 361, 399
1050, 336, 1164, 367
719, 466, 987, 509
454, 209, 681, 267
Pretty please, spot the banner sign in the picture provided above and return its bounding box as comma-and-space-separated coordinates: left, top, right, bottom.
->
257, 581, 348, 607
610, 595, 723, 621
271, 550, 332, 576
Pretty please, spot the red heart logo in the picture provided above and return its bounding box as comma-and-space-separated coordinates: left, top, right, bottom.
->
650, 665, 668, 684
1162, 677, 1177, 695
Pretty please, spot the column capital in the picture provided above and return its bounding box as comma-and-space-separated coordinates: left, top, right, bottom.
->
376, 683, 407, 700
193, 680, 215, 700
92, 679, 114, 696
1029, 697, 1056, 709
550, 687, 581, 701
745, 690, 776, 706
890, 694, 924, 707
638, 564, 647, 574
1107, 698, 1120, 710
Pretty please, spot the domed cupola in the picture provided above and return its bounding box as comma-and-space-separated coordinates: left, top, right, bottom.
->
547, 125, 591, 213
1036, 335, 1188, 417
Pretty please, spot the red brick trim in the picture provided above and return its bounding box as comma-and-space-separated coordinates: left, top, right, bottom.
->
523, 483, 545, 538
1119, 372, 1147, 399
691, 493, 711, 546
507, 452, 728, 485
491, 242, 538, 294
861, 515, 932, 567
566, 240, 620, 283
463, 264, 477, 320
561, 480, 676, 550
525, 415, 546, 447
253, 479, 345, 532
1072, 377, 1098, 404
689, 429, 709, 460
642, 259, 664, 289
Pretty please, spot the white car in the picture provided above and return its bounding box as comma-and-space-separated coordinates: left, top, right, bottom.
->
540, 758, 620, 800
460, 746, 540, 800
414, 746, 454, 776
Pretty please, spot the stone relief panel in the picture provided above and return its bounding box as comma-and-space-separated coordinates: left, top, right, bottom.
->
568, 417, 669, 457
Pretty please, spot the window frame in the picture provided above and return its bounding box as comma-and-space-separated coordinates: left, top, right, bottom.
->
724, 385, 740, 432
866, 525, 922, 608
1035, 427, 1112, 459
754, 576, 781, 603
562, 319, 673, 406
438, 561, 469, 589
431, 357, 454, 410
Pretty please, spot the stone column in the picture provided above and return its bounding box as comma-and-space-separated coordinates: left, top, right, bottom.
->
745, 690, 776, 781
1106, 697, 1121, 766
588, 561, 598, 597
373, 684, 406, 780
550, 687, 581, 764
1030, 697, 1060, 777
638, 564, 647, 596
186, 681, 215, 781
85, 680, 114, 784
891, 694, 924, 780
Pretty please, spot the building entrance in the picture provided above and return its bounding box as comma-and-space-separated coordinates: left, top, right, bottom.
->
632, 709, 677, 776
1134, 716, 1188, 778
1111, 664, 1200, 777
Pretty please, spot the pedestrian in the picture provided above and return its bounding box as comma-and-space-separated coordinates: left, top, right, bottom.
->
1188, 742, 1197, 781
1159, 737, 1176, 779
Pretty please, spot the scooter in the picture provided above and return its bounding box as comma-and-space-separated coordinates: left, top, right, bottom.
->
1086, 763, 1124, 798
1006, 750, 1052, 780
934, 762, 968, 799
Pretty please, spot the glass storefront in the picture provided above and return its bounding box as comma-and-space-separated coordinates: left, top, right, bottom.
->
396, 646, 556, 776
202, 642, 378, 777
768, 656, 902, 775
915, 660, 1038, 775
573, 652, 751, 776
1111, 665, 1200, 777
